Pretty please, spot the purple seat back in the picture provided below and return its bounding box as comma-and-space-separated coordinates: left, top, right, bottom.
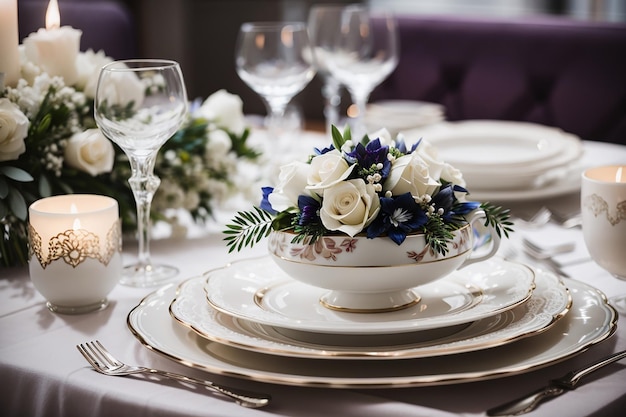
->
371, 16, 626, 144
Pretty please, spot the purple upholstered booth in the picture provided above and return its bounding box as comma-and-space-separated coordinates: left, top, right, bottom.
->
18, 0, 137, 61
371, 15, 626, 145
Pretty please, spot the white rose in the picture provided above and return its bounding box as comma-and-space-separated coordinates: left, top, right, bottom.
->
306, 150, 355, 191
196, 89, 246, 134
205, 129, 232, 159
385, 152, 440, 198
76, 49, 113, 99
97, 64, 145, 109
415, 139, 444, 180
0, 99, 29, 162
23, 27, 82, 86
267, 161, 310, 212
320, 179, 380, 236
64, 129, 115, 176
441, 163, 466, 187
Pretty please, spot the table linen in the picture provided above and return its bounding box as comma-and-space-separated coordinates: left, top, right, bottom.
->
1, 139, 625, 417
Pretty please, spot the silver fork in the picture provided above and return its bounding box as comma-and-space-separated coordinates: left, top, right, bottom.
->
77, 340, 271, 408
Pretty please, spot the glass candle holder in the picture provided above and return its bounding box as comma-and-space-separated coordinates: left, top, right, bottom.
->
28, 194, 122, 314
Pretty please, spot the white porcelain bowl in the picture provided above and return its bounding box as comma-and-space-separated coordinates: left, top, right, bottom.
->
268, 210, 500, 313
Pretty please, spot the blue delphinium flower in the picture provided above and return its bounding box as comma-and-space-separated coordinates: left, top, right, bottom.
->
345, 138, 391, 183
395, 136, 421, 155
367, 192, 428, 245
297, 195, 321, 226
260, 187, 276, 214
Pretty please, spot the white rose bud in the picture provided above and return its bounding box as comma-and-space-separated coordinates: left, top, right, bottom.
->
385, 152, 440, 198
64, 129, 115, 176
197, 89, 246, 134
0, 99, 29, 162
268, 161, 311, 212
306, 150, 355, 191
320, 179, 380, 236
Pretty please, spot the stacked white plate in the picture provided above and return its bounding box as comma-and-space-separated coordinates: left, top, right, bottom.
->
127, 256, 617, 388
402, 120, 584, 201
365, 100, 445, 135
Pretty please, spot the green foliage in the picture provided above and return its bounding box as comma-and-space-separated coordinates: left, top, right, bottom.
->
223, 207, 276, 253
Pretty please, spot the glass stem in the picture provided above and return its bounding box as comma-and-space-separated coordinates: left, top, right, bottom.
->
264, 98, 290, 147
322, 76, 342, 134
128, 153, 160, 270
349, 88, 371, 140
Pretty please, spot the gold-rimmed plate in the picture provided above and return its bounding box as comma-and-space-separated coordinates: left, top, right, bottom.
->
204, 256, 535, 335
127, 276, 616, 388
170, 268, 570, 360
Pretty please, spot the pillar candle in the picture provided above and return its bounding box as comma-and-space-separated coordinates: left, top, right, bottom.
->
0, 0, 20, 87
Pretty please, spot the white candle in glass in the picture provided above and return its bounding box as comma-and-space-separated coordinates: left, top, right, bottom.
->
22, 0, 82, 85
0, 0, 20, 87
28, 194, 122, 314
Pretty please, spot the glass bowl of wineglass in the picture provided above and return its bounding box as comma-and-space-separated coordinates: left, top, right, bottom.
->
235, 22, 316, 146
323, 6, 399, 139
94, 59, 188, 287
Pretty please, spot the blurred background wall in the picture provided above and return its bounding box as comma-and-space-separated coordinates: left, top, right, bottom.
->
17, 0, 626, 127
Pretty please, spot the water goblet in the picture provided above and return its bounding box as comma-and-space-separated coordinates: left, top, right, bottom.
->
307, 4, 346, 134
581, 165, 626, 314
324, 6, 399, 139
94, 59, 188, 287
235, 22, 316, 145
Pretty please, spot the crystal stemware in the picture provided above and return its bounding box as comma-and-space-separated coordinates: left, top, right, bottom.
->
307, 5, 346, 134
235, 22, 316, 145
324, 6, 399, 139
94, 59, 188, 287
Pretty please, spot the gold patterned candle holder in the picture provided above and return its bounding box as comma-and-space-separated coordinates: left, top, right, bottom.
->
28, 195, 122, 314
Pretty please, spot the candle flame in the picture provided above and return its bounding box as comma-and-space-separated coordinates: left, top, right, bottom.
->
70, 203, 78, 214
73, 218, 81, 230
46, 0, 60, 30
617, 167, 623, 182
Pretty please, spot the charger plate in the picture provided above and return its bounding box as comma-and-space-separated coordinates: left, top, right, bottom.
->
205, 257, 535, 335
170, 268, 571, 360
127, 276, 616, 388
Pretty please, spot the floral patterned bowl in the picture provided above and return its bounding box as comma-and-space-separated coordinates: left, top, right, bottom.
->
268, 209, 500, 313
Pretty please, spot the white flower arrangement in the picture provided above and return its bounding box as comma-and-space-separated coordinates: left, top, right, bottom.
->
0, 37, 259, 267
225, 126, 512, 254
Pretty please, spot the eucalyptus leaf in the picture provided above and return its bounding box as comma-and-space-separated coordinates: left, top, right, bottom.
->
38, 174, 52, 197
0, 177, 8, 198
0, 166, 34, 182
7, 187, 27, 220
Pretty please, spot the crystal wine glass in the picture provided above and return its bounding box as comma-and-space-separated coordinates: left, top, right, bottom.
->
94, 59, 188, 287
324, 6, 399, 139
235, 22, 316, 145
307, 5, 345, 134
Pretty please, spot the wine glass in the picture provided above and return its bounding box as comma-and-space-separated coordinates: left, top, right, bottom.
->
94, 59, 188, 287
581, 165, 626, 314
307, 5, 346, 134
235, 22, 316, 145
324, 6, 399, 139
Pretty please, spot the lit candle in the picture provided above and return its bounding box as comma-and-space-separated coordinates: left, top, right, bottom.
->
22, 0, 82, 85
28, 195, 122, 314
0, 0, 20, 87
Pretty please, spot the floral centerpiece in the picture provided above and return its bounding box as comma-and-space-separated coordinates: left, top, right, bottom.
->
225, 126, 513, 255
1, 35, 259, 267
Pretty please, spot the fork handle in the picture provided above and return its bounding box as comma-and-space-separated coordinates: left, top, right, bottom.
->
145, 369, 271, 408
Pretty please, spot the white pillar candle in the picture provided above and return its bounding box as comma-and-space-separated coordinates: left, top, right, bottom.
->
0, 0, 20, 87
28, 194, 122, 314
22, 0, 82, 86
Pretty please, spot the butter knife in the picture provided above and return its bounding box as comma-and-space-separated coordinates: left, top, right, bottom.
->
487, 349, 626, 416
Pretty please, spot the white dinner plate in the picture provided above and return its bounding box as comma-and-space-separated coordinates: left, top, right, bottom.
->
170, 268, 570, 360
403, 120, 580, 168
205, 257, 535, 335
128, 277, 616, 388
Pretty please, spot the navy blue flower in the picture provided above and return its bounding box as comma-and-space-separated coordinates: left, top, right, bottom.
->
260, 187, 276, 214
396, 137, 421, 155
346, 138, 391, 181
367, 193, 428, 245
297, 195, 321, 226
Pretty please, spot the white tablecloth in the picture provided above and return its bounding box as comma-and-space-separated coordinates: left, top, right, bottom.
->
1, 139, 625, 417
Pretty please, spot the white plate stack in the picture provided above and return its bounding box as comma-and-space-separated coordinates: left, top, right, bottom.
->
402, 120, 585, 201
365, 100, 445, 135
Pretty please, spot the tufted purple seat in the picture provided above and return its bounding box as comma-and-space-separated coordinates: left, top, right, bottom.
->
371, 15, 626, 144
18, 0, 137, 60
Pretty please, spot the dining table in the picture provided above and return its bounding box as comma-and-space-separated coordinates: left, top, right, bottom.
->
1, 129, 625, 417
